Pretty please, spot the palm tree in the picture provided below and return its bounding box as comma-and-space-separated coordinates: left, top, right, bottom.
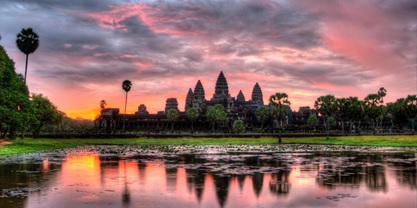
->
206, 106, 218, 132
122, 80, 132, 131
345, 97, 363, 135
405, 95, 417, 134
335, 98, 349, 135
314, 95, 336, 138
232, 119, 245, 134
186, 107, 199, 131
206, 104, 226, 132
388, 98, 408, 129
307, 115, 319, 132
269, 92, 291, 144
364, 88, 386, 134
167, 109, 179, 131
16, 28, 39, 84
255, 106, 269, 131
214, 104, 227, 132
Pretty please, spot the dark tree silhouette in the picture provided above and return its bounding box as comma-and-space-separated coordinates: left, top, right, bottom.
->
122, 80, 132, 131
269, 92, 291, 144
16, 28, 39, 84
186, 107, 199, 131
99, 100, 107, 109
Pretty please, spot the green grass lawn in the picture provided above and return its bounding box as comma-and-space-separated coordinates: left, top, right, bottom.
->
283, 135, 417, 146
1, 135, 416, 156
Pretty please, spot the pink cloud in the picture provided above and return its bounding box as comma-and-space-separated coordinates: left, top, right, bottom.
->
300, 1, 410, 74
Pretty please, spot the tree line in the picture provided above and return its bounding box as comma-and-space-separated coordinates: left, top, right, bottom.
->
162, 87, 416, 143
0, 28, 92, 139
119, 67, 415, 145
313, 88, 417, 136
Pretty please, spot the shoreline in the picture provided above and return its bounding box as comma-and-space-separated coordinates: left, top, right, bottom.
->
1, 135, 417, 157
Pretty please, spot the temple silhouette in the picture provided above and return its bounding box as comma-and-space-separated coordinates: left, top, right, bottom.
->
184, 71, 264, 113
95, 71, 317, 132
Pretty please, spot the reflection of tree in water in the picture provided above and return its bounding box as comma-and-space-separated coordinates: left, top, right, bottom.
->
213, 175, 231, 208
364, 165, 387, 192
391, 153, 417, 190
0, 162, 58, 186
185, 169, 205, 203
269, 171, 291, 196
138, 161, 146, 182
122, 161, 131, 208
99, 156, 118, 187
0, 193, 26, 207
316, 163, 362, 189
244, 156, 262, 166
395, 166, 417, 190
316, 154, 388, 192
252, 172, 264, 197
355, 154, 387, 192
0, 163, 51, 208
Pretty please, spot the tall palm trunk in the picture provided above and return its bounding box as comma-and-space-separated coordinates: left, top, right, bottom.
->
372, 120, 376, 135
24, 54, 29, 84
278, 119, 282, 144
9, 127, 16, 140
123, 91, 128, 131
323, 116, 329, 139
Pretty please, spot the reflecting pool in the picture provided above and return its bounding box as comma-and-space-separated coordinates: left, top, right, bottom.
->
0, 146, 416, 207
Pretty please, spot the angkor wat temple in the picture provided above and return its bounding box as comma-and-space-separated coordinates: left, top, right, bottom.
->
95, 71, 313, 132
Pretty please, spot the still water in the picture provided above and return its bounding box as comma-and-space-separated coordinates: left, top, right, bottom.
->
0, 147, 416, 208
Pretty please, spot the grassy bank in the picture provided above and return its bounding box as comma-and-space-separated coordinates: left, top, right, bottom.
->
1, 135, 417, 156
283, 135, 417, 146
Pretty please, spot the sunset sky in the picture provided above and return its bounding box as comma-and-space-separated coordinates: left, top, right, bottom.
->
1, 0, 416, 119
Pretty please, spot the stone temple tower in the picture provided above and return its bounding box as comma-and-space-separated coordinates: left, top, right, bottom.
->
193, 80, 205, 111
165, 98, 179, 113
212, 71, 230, 101
185, 88, 193, 111
251, 82, 264, 105
236, 90, 245, 102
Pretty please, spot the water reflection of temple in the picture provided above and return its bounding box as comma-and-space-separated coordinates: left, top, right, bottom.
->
213, 175, 231, 207
185, 169, 205, 203
270, 171, 291, 196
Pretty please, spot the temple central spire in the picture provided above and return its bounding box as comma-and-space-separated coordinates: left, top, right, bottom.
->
212, 71, 230, 101
251, 82, 264, 105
